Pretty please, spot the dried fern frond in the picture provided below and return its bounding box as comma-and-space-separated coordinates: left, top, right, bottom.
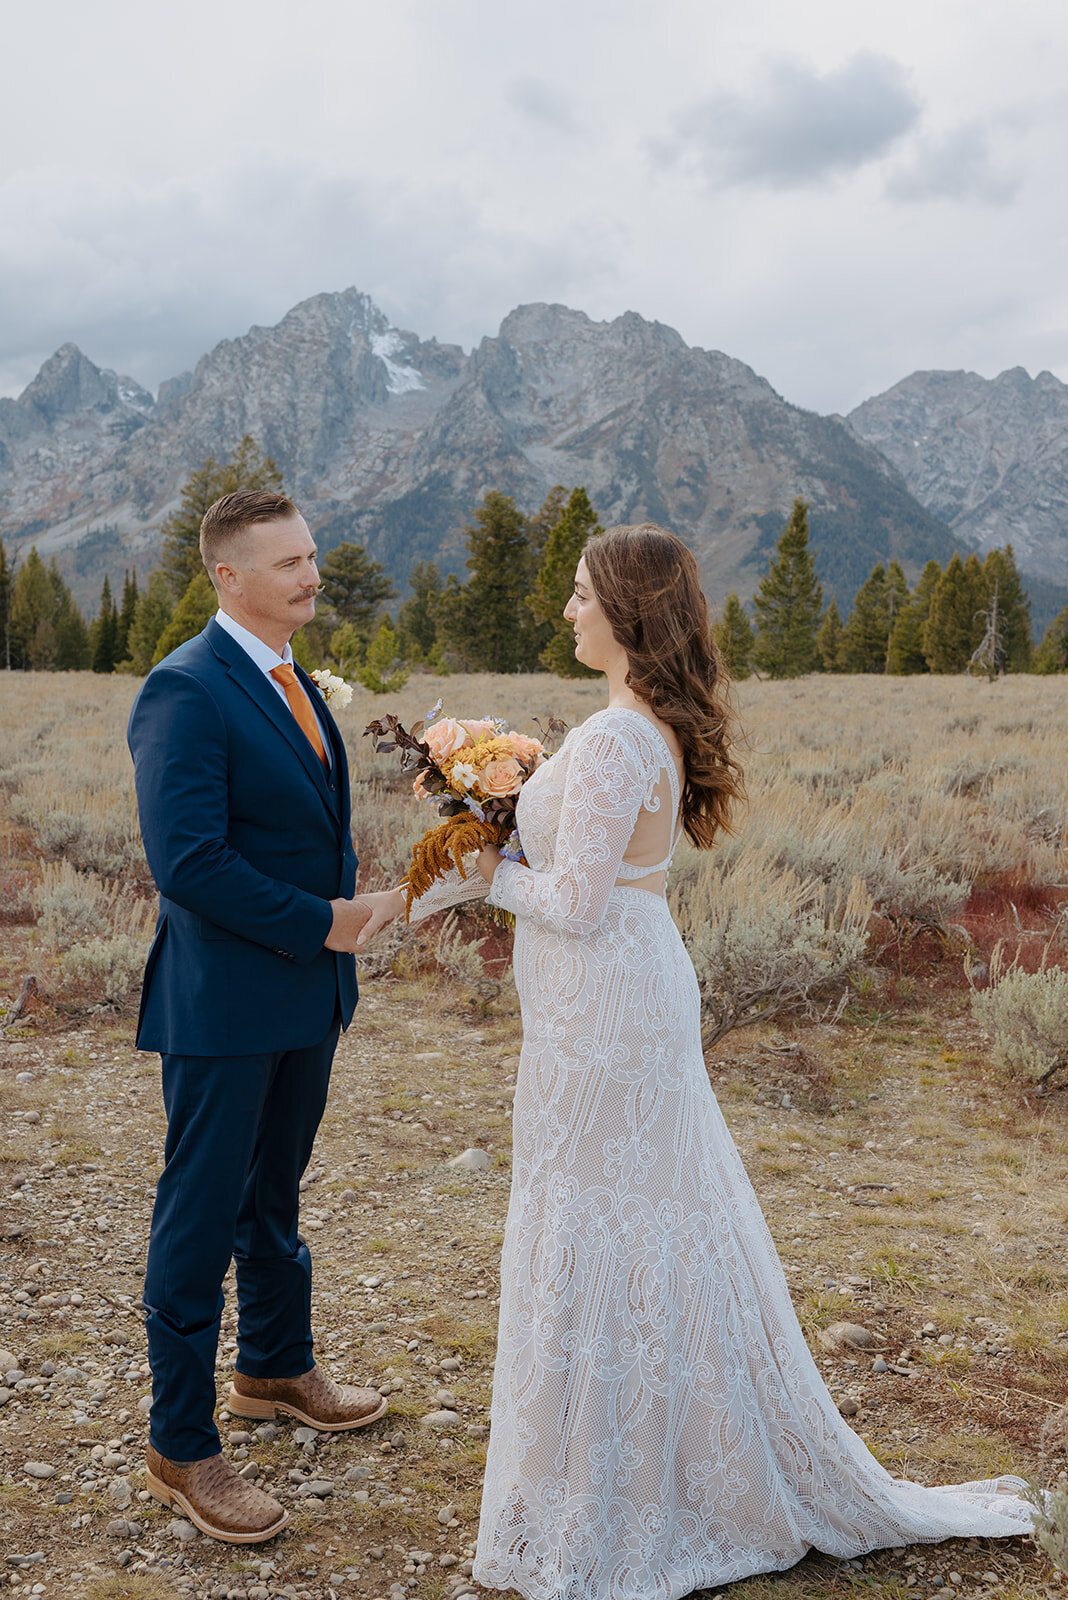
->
405, 814, 504, 918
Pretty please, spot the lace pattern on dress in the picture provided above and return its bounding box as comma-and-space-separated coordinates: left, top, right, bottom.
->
488, 709, 682, 934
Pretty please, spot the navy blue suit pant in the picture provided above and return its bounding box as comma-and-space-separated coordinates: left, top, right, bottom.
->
144, 1023, 339, 1461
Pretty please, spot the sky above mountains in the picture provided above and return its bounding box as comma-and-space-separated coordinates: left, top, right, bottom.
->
4, 0, 1067, 415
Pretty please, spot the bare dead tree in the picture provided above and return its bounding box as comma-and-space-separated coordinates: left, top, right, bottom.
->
969, 579, 1004, 680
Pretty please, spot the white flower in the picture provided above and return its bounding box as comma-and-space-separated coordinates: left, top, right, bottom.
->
311, 668, 353, 708
451, 761, 478, 790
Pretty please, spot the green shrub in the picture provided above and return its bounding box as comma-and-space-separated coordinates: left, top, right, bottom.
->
672, 848, 873, 1047
971, 946, 1068, 1090
61, 934, 151, 1009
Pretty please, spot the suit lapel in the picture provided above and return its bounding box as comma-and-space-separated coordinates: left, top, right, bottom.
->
205, 619, 336, 811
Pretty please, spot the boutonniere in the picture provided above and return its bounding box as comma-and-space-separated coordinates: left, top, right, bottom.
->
310, 668, 353, 710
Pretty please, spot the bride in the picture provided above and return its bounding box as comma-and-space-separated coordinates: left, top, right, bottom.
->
465, 523, 1034, 1600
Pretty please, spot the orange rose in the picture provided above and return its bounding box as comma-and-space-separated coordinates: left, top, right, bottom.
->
477, 756, 523, 798
507, 732, 545, 765
424, 717, 472, 762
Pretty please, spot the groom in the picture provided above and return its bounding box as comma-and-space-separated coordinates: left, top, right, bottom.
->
128, 489, 399, 1543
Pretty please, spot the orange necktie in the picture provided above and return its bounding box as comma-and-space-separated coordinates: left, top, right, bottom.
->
270, 664, 328, 767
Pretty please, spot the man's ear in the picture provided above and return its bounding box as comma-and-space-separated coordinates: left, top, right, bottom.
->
215, 561, 241, 598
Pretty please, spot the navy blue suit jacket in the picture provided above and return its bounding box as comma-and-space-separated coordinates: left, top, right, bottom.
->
128, 617, 358, 1056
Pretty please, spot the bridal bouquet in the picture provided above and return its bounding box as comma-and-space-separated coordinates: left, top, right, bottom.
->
364, 705, 564, 919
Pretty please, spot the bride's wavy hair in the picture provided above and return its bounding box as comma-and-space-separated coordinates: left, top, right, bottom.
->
583, 523, 744, 848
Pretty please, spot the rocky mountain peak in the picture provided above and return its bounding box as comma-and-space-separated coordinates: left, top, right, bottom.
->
848, 365, 1068, 584
18, 344, 153, 424
497, 302, 598, 347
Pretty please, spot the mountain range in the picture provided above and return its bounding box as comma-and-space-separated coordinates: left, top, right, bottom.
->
2, 287, 1067, 628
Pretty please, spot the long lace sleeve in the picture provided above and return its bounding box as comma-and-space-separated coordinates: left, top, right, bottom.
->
487, 719, 651, 936
405, 857, 490, 925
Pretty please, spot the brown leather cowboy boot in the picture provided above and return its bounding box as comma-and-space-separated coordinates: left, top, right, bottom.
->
228, 1363, 387, 1431
145, 1444, 288, 1543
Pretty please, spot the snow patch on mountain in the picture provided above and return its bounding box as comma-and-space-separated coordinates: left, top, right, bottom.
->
370, 330, 425, 395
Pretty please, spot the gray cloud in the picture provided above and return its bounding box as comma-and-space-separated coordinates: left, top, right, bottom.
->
885, 121, 1021, 203
505, 76, 582, 135
0, 163, 615, 397
662, 51, 920, 188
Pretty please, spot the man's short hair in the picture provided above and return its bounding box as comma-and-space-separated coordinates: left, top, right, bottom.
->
200, 490, 299, 586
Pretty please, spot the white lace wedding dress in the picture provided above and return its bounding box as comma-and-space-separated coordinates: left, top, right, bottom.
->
471, 706, 1034, 1600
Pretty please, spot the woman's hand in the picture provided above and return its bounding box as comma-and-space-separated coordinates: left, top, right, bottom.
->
476, 844, 503, 885
354, 887, 407, 947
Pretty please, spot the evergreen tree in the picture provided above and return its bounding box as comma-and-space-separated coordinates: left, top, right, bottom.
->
839, 561, 909, 673
7, 549, 90, 670
432, 573, 470, 670
327, 623, 360, 675
52, 575, 90, 669
1031, 604, 1068, 674
318, 542, 395, 640
116, 570, 139, 663
923, 552, 986, 672
884, 559, 910, 650
887, 559, 941, 674
122, 570, 175, 674
981, 546, 1032, 670
396, 561, 444, 661
816, 598, 845, 672
714, 591, 755, 680
752, 498, 823, 678
90, 575, 120, 672
159, 435, 284, 598
8, 548, 58, 669
357, 616, 409, 694
440, 493, 539, 673
0, 539, 9, 670
525, 484, 568, 567
152, 572, 217, 665
840, 564, 889, 673
528, 487, 603, 677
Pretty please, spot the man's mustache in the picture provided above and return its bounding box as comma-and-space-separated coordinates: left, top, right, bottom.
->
294, 583, 325, 600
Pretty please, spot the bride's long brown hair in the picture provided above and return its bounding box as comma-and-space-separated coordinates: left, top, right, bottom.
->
583, 523, 744, 848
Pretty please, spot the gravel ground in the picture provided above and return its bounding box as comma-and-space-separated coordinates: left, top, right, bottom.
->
2, 977, 1067, 1600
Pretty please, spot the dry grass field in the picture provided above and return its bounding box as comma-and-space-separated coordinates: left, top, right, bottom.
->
1, 668, 1068, 1600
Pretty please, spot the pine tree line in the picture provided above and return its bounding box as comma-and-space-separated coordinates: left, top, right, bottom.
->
3, 445, 1068, 680
0, 438, 606, 681
0, 547, 142, 672
714, 497, 1054, 680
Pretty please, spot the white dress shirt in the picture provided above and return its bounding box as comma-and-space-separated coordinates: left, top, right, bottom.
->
214, 609, 331, 766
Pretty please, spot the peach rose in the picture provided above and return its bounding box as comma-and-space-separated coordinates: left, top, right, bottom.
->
424, 717, 472, 762
507, 732, 545, 765
460, 719, 497, 742
477, 756, 523, 798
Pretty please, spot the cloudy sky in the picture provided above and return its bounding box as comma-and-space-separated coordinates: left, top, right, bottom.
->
3, 0, 1067, 414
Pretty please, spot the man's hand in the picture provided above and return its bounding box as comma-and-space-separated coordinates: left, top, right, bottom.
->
354, 889, 407, 948
325, 890, 406, 952
325, 897, 374, 953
